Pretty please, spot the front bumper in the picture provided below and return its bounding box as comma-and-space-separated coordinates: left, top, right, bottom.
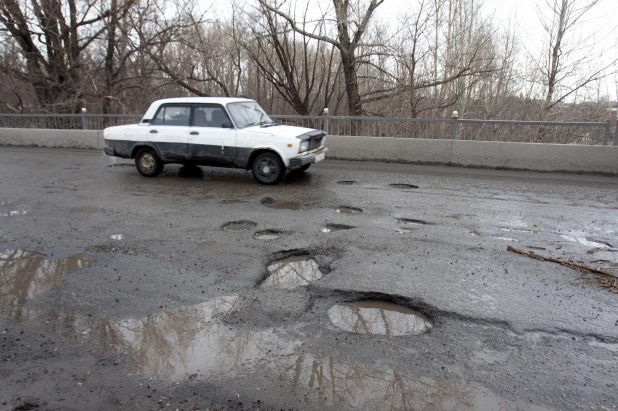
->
103, 146, 116, 156
289, 147, 328, 167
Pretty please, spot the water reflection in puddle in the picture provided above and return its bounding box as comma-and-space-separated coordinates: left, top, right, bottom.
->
328, 301, 432, 336
1, 210, 28, 217
261, 257, 323, 289
278, 354, 546, 411
337, 206, 362, 214
0, 250, 95, 321
559, 235, 611, 248
99, 296, 300, 381
267, 202, 301, 211
254, 230, 282, 240
321, 224, 354, 233
223, 221, 257, 232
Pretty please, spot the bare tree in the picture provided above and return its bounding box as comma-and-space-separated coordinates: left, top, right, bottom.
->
257, 0, 386, 116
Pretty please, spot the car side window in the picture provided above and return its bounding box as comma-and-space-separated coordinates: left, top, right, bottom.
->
151, 105, 190, 126
193, 105, 233, 128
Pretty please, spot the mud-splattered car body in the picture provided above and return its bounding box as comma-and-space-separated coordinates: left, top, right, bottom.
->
103, 97, 327, 184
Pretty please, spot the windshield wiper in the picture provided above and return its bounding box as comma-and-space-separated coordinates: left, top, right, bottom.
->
260, 122, 280, 128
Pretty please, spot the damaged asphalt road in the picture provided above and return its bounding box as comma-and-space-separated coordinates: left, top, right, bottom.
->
1, 146, 617, 410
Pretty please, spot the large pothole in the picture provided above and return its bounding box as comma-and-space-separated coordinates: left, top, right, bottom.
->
321, 224, 355, 233
261, 257, 323, 289
328, 301, 433, 336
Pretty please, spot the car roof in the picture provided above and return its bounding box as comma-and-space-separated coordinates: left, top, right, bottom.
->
151, 97, 255, 105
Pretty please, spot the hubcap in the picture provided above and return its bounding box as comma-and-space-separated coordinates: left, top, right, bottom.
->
258, 158, 277, 179
140, 153, 155, 171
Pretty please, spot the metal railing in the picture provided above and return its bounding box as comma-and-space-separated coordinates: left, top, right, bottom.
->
0, 112, 614, 145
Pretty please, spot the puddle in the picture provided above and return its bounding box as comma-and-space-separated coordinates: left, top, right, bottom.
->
328, 301, 432, 336
222, 221, 257, 232
491, 236, 518, 242
1, 210, 28, 216
218, 199, 247, 204
466, 231, 481, 236
198, 240, 217, 247
261, 257, 323, 289
389, 183, 419, 189
337, 181, 357, 185
276, 354, 547, 411
559, 235, 611, 248
336, 206, 363, 214
254, 230, 282, 240
267, 202, 301, 211
398, 218, 431, 225
321, 224, 355, 233
110, 234, 124, 240
0, 250, 95, 321
395, 228, 411, 234
98, 296, 300, 381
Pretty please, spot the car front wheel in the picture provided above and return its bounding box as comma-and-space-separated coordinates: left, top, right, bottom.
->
252, 152, 285, 185
135, 148, 164, 177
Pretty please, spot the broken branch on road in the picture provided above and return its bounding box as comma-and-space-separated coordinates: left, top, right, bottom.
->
507, 246, 618, 280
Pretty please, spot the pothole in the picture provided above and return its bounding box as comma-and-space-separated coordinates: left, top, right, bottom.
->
254, 230, 283, 240
321, 224, 355, 233
328, 301, 433, 336
219, 199, 247, 204
0, 250, 95, 321
500, 227, 535, 234
110, 234, 124, 240
261, 257, 323, 289
260, 197, 276, 205
337, 206, 363, 214
198, 240, 217, 247
395, 228, 411, 234
267, 202, 301, 211
389, 183, 419, 189
337, 181, 357, 185
223, 221, 257, 232
397, 218, 431, 225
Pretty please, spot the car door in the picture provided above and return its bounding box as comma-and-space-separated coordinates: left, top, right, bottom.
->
189, 104, 236, 166
148, 104, 191, 161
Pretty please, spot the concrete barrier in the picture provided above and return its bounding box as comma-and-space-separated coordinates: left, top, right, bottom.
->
327, 136, 618, 174
0, 128, 103, 149
1, 129, 617, 174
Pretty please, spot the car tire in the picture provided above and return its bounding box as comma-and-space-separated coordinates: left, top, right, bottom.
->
252, 152, 285, 185
135, 148, 164, 177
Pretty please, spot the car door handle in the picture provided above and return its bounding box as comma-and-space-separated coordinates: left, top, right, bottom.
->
149, 129, 158, 134
190, 131, 199, 135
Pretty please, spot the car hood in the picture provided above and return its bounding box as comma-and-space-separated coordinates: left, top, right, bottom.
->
242, 124, 320, 138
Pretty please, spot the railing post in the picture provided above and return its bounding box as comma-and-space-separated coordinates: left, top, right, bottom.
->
323, 107, 329, 134
451, 111, 459, 140
81, 107, 87, 130
603, 119, 610, 145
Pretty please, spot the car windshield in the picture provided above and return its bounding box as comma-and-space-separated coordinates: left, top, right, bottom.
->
226, 101, 274, 129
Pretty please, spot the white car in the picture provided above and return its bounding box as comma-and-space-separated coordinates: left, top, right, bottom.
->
103, 97, 327, 184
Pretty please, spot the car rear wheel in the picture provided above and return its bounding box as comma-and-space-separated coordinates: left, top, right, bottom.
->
252, 152, 285, 185
135, 148, 164, 177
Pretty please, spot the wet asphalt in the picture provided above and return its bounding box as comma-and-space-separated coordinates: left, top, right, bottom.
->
1, 146, 617, 411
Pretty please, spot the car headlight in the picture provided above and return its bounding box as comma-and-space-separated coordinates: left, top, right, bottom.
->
299, 141, 309, 153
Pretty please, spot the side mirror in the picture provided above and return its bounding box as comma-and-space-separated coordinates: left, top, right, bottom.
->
222, 122, 233, 129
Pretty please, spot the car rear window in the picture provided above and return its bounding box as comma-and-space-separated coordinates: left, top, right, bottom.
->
151, 105, 190, 126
